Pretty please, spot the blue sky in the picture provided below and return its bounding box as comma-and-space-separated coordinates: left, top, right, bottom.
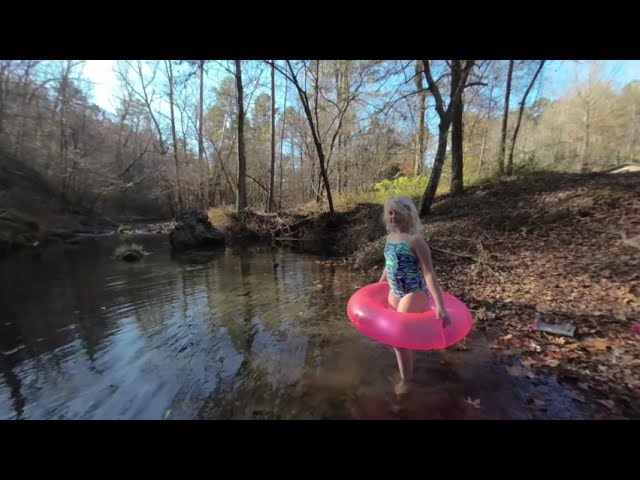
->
81, 60, 640, 116
542, 59, 640, 97
82, 60, 120, 113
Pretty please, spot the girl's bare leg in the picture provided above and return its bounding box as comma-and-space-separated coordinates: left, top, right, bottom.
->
389, 290, 429, 395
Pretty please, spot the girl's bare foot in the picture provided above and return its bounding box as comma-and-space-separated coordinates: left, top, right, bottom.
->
394, 379, 411, 396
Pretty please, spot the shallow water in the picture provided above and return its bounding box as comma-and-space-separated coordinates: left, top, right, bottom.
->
0, 234, 592, 420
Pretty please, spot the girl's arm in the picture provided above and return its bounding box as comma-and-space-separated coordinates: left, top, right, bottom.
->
379, 267, 387, 283
410, 234, 451, 326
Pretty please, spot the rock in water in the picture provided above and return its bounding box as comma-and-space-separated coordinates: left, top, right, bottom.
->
169, 211, 225, 251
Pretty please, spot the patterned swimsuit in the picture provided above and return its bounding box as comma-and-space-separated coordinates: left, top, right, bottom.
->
384, 240, 428, 300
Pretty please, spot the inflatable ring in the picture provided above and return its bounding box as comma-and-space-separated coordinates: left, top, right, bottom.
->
346, 282, 474, 351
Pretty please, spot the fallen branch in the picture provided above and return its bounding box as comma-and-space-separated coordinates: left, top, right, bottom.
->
431, 246, 478, 260
589, 227, 640, 250
237, 209, 309, 244
432, 244, 505, 280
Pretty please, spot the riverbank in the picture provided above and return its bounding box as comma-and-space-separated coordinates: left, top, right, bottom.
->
208, 169, 639, 418
318, 170, 639, 419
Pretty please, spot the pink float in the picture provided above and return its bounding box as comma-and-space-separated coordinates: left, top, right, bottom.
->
347, 282, 474, 350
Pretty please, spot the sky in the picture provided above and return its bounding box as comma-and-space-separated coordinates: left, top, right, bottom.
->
82, 60, 120, 113
80, 59, 640, 116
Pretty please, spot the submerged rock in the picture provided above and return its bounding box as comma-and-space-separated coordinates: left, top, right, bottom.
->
114, 243, 147, 262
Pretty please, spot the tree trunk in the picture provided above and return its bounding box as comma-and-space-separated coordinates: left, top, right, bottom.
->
267, 61, 276, 212
284, 60, 334, 213
198, 60, 209, 208
342, 64, 351, 192
450, 60, 464, 196
630, 100, 637, 160
583, 99, 592, 169
414, 60, 427, 176
477, 74, 496, 177
507, 60, 545, 174
336, 67, 343, 195
166, 61, 182, 215
234, 60, 248, 213
420, 122, 450, 214
279, 78, 288, 209
419, 60, 474, 217
498, 60, 514, 175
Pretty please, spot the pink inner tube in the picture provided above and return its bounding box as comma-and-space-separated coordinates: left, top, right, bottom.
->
347, 282, 474, 351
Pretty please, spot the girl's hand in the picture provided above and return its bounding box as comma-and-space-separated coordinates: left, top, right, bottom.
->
437, 307, 452, 328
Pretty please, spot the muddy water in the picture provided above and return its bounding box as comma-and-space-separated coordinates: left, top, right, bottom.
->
0, 234, 592, 420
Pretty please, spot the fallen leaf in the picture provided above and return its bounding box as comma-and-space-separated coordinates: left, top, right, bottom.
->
613, 311, 627, 322
545, 359, 561, 367
532, 395, 546, 406
506, 365, 535, 379
521, 357, 537, 367
584, 338, 610, 352
596, 399, 616, 411
501, 334, 513, 341
568, 391, 586, 403
465, 397, 481, 409
625, 377, 640, 389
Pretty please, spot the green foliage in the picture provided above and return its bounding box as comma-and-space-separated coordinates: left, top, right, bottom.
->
333, 191, 379, 211
372, 175, 429, 201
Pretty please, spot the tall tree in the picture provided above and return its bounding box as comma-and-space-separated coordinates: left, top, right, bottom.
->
450, 60, 465, 196
267, 61, 276, 212
507, 60, 546, 174
418, 60, 474, 216
234, 60, 248, 213
164, 60, 182, 214
271, 60, 335, 213
414, 60, 427, 176
498, 60, 514, 175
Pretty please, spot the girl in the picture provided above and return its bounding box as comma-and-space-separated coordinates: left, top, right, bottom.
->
378, 195, 451, 395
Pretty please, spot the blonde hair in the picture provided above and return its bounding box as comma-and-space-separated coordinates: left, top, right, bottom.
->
382, 195, 423, 235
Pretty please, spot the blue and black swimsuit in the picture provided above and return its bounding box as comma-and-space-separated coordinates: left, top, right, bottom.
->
384, 240, 428, 299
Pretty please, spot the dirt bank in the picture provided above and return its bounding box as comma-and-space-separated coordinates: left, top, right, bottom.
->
323, 171, 640, 419
196, 170, 639, 419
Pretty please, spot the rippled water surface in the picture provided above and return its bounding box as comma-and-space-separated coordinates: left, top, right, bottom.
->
0, 234, 593, 420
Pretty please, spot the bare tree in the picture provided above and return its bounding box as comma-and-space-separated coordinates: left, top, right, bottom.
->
234, 60, 248, 213
267, 61, 276, 212
498, 60, 514, 175
450, 60, 465, 196
164, 60, 182, 214
507, 60, 546, 174
418, 60, 474, 216
270, 60, 335, 213
414, 60, 427, 176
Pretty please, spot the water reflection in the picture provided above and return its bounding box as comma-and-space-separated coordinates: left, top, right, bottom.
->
0, 236, 593, 420
0, 236, 367, 419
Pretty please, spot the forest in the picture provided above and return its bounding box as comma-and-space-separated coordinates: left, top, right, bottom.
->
1, 60, 636, 227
